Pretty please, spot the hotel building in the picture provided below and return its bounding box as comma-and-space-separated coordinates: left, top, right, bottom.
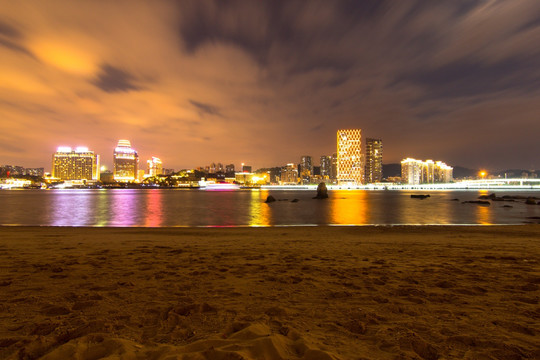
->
52, 146, 100, 181
401, 158, 453, 185
337, 129, 363, 185
147, 157, 163, 176
113, 140, 139, 182
365, 138, 383, 183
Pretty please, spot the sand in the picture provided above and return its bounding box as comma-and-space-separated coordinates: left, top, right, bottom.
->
0, 226, 539, 360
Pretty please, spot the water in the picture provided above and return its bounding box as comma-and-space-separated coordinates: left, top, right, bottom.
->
0, 189, 538, 226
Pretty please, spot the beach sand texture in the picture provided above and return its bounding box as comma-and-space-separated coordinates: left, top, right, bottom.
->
0, 226, 539, 359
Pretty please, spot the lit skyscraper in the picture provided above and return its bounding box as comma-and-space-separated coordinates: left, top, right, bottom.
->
52, 146, 100, 181
113, 140, 139, 182
147, 157, 163, 176
320, 155, 331, 178
365, 138, 383, 183
337, 129, 363, 184
300, 155, 312, 184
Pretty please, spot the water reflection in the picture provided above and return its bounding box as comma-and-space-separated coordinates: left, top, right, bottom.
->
330, 191, 368, 225
475, 204, 492, 225
145, 190, 163, 227
249, 190, 272, 226
51, 190, 93, 226
110, 190, 138, 226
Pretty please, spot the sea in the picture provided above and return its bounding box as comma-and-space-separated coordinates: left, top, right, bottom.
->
1, 188, 539, 227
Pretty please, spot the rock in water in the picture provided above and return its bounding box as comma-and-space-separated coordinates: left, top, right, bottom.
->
525, 197, 537, 205
265, 195, 276, 203
313, 182, 329, 199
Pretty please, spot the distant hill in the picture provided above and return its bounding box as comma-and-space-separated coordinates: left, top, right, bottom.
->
452, 166, 478, 179
382, 163, 401, 178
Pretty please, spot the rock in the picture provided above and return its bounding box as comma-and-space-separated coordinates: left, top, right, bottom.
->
462, 200, 490, 206
313, 182, 328, 199
503, 205, 513, 208
478, 193, 497, 200
525, 197, 537, 205
450, 198, 459, 201
265, 195, 276, 203
291, 199, 299, 203
411, 194, 430, 199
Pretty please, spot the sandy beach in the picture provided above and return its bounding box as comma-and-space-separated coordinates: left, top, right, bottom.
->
0, 226, 539, 359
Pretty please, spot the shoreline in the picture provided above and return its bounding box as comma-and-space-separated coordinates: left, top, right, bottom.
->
1, 225, 539, 359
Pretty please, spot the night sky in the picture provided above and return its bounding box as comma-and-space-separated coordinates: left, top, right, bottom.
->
1, 1, 539, 171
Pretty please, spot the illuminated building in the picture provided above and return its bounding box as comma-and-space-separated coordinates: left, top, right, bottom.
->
401, 158, 424, 185
280, 163, 298, 185
300, 156, 312, 184
52, 146, 100, 181
320, 156, 331, 178
147, 157, 163, 176
113, 140, 139, 182
337, 129, 363, 184
225, 164, 235, 174
401, 158, 453, 184
241, 164, 252, 173
365, 138, 383, 183
331, 153, 338, 181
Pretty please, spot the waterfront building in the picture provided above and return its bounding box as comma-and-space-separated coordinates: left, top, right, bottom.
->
365, 138, 383, 183
300, 156, 312, 184
337, 129, 363, 185
113, 140, 139, 182
280, 163, 298, 185
52, 146, 100, 181
401, 158, 453, 184
147, 157, 163, 176
320, 156, 331, 178
331, 153, 338, 181
225, 164, 235, 174
241, 164, 252, 173
25, 168, 45, 177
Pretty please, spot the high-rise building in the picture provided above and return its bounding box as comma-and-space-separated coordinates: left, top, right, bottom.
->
300, 156, 312, 184
241, 164, 252, 173
365, 138, 383, 183
225, 164, 235, 175
401, 158, 453, 184
337, 129, 363, 184
320, 156, 331, 178
52, 146, 100, 181
280, 163, 298, 185
113, 140, 139, 182
331, 153, 338, 181
147, 157, 163, 176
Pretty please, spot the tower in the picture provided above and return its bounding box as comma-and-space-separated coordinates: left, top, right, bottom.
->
365, 138, 383, 183
113, 140, 139, 182
337, 129, 363, 184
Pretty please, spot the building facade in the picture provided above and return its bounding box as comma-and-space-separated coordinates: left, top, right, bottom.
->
320, 156, 331, 178
401, 158, 453, 184
147, 157, 163, 176
113, 140, 139, 182
365, 138, 383, 183
280, 163, 298, 185
52, 146, 100, 181
337, 129, 363, 184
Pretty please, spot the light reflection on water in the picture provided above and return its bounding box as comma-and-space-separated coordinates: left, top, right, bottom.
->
0, 189, 538, 226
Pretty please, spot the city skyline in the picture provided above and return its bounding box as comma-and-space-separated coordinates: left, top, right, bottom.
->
1, 1, 540, 170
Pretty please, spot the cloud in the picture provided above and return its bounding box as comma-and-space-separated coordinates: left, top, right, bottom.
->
92, 64, 141, 93
189, 100, 223, 117
1, 1, 540, 170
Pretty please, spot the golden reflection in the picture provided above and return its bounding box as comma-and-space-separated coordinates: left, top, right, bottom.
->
476, 203, 492, 225
145, 190, 163, 227
330, 190, 368, 225
249, 190, 271, 226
